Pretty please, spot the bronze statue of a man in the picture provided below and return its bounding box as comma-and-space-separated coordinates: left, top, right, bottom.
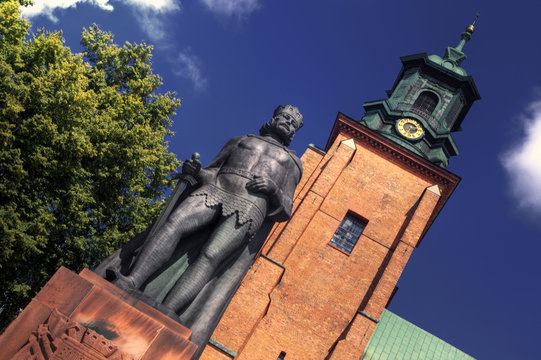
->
108, 105, 303, 314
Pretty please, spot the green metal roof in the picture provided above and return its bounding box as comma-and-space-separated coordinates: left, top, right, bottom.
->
360, 310, 475, 360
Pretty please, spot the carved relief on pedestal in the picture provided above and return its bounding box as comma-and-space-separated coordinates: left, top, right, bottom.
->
11, 309, 134, 360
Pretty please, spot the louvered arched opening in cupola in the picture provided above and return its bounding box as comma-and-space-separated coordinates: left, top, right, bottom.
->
412, 91, 439, 116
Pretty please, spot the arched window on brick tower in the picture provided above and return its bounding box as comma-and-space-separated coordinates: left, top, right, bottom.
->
412, 91, 439, 117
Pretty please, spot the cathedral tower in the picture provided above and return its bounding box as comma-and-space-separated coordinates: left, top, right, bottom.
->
201, 22, 480, 360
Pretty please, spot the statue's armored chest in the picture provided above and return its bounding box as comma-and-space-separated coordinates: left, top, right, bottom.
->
239, 137, 290, 162
228, 137, 292, 181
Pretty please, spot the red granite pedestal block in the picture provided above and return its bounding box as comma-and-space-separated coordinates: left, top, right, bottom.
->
0, 266, 197, 360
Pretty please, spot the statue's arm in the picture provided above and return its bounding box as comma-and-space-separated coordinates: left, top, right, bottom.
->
266, 154, 303, 222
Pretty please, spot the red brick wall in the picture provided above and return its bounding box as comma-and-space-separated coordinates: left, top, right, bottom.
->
201, 120, 456, 360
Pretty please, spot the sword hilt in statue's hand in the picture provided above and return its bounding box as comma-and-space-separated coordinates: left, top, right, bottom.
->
172, 153, 200, 185
181, 152, 201, 176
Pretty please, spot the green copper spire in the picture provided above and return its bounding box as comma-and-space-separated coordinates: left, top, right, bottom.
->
456, 13, 479, 51
358, 17, 481, 168
428, 14, 479, 76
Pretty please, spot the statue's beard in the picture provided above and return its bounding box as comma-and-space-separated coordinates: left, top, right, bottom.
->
260, 118, 293, 146
271, 127, 293, 145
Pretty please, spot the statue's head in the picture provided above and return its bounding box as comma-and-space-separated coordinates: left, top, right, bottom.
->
260, 104, 304, 146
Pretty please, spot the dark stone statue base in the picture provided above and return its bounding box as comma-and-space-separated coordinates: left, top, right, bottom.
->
0, 266, 197, 360
104, 267, 179, 319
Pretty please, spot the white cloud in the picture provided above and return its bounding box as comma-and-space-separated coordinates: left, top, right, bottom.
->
198, 0, 260, 18
501, 97, 541, 214
20, 0, 181, 40
21, 0, 113, 23
173, 49, 208, 91
120, 0, 181, 41
121, 0, 180, 13
130, 12, 167, 41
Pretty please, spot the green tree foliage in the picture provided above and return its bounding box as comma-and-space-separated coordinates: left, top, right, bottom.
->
0, 0, 181, 326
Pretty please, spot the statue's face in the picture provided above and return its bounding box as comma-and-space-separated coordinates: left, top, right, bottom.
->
272, 112, 299, 141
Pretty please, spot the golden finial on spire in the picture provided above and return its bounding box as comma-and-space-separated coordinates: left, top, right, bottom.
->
466, 12, 480, 34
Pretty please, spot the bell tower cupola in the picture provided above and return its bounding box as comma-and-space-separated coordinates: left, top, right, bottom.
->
360, 17, 481, 167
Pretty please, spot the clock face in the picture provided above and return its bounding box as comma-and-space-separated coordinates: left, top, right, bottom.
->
396, 118, 424, 140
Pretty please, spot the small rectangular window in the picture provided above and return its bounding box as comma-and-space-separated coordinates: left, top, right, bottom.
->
329, 213, 366, 254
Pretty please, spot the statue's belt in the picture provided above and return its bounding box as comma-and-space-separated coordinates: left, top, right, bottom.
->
189, 184, 265, 236
218, 167, 259, 180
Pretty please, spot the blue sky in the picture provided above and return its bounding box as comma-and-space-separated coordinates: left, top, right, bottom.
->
20, 1, 541, 359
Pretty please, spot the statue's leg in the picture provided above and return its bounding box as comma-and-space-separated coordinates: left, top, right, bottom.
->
162, 214, 250, 312
125, 196, 219, 288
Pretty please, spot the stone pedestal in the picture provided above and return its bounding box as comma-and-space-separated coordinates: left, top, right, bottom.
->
0, 266, 197, 360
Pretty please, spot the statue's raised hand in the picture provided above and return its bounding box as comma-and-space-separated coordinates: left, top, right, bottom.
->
182, 153, 201, 176
246, 176, 278, 195
172, 153, 201, 181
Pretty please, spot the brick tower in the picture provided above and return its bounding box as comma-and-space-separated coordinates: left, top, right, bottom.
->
200, 22, 480, 360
